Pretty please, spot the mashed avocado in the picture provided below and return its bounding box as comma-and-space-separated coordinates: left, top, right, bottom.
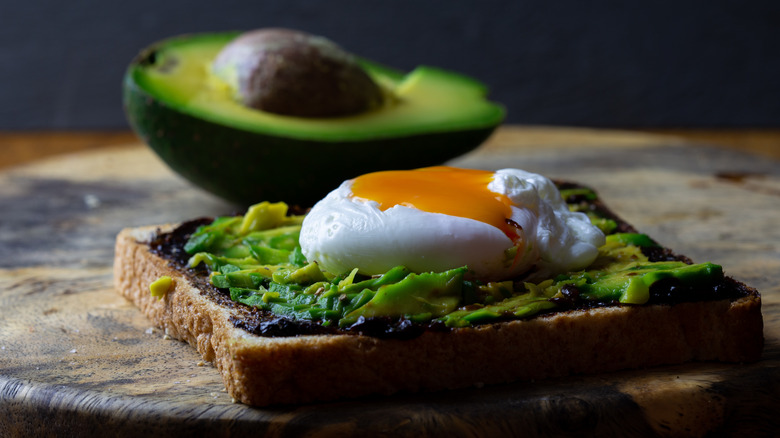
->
174, 194, 724, 330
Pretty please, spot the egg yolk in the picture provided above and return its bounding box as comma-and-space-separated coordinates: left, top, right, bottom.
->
350, 166, 521, 241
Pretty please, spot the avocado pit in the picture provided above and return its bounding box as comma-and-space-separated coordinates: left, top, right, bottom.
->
212, 28, 385, 118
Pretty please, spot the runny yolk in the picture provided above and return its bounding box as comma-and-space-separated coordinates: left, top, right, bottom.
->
350, 166, 521, 241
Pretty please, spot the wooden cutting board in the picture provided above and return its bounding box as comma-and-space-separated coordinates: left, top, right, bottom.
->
1, 127, 778, 437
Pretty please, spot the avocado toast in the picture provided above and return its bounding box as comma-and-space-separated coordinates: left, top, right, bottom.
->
113, 180, 763, 406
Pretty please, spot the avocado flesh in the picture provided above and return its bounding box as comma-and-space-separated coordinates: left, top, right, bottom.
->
129, 32, 504, 141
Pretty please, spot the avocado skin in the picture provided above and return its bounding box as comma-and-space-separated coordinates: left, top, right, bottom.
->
123, 67, 500, 207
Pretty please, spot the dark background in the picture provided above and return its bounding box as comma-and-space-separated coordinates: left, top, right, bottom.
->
2, 0, 779, 130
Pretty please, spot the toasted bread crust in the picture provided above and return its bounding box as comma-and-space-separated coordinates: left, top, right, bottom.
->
114, 226, 764, 406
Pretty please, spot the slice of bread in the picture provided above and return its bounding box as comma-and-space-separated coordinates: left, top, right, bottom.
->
114, 225, 763, 406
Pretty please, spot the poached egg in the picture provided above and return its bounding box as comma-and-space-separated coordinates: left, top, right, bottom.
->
299, 166, 605, 280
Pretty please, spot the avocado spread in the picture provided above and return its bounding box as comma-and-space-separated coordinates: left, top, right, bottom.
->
149, 184, 746, 338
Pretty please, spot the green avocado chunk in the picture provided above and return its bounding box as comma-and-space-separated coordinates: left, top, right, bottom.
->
605, 233, 660, 248
340, 267, 467, 326
123, 31, 505, 205
183, 203, 727, 330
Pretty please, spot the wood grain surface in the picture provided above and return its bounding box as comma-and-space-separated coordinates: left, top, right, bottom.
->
2, 128, 780, 170
1, 127, 779, 437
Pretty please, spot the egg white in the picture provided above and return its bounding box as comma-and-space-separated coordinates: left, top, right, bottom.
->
299, 168, 605, 280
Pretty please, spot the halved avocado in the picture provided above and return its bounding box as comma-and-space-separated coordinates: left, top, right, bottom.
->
123, 31, 505, 206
